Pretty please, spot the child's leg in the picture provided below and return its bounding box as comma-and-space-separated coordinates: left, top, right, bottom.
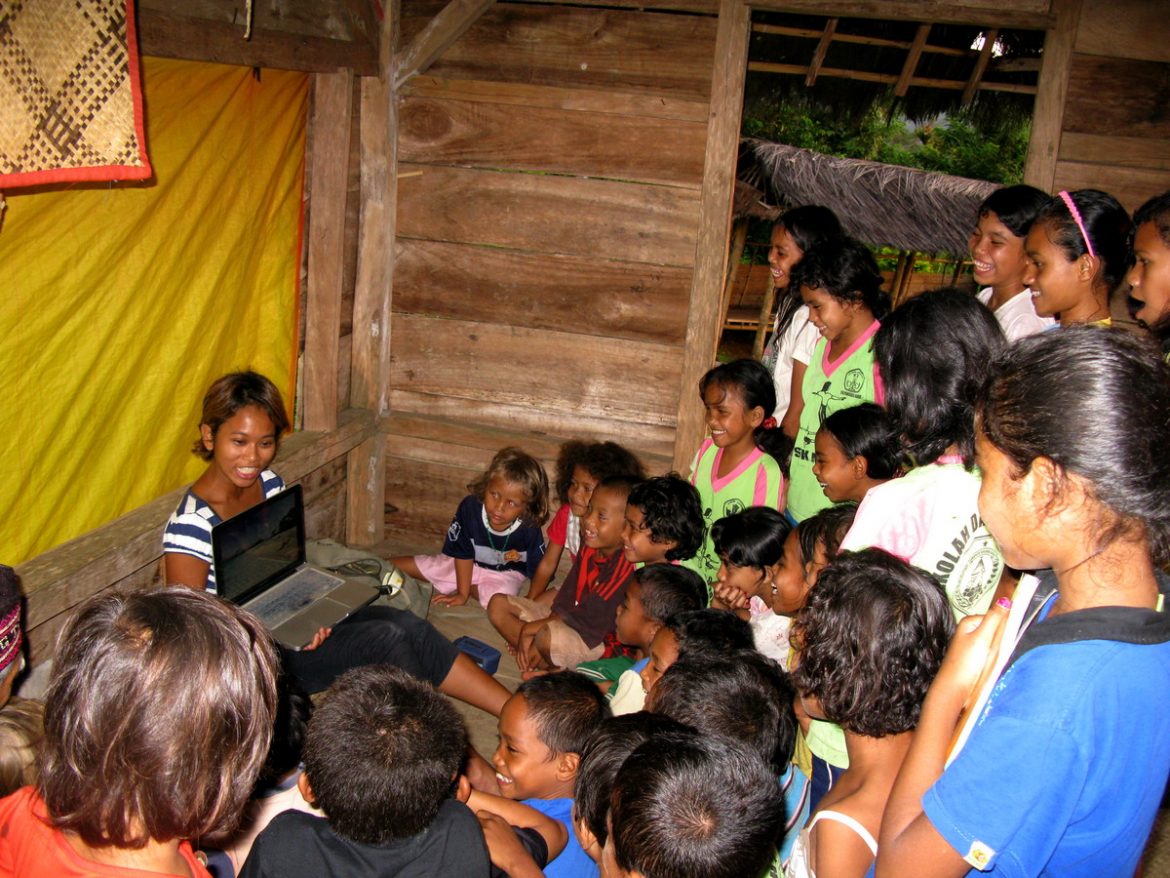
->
544, 620, 604, 669
412, 554, 459, 595
487, 594, 528, 647
391, 555, 423, 580
471, 569, 527, 609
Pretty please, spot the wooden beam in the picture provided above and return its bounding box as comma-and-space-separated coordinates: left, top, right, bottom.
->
894, 24, 931, 97
754, 22, 969, 57
962, 28, 998, 105
346, 0, 400, 545
673, 0, 750, 472
303, 70, 355, 432
1024, 0, 1081, 191
394, 0, 497, 89
749, 61, 1037, 95
745, 0, 1054, 29
137, 8, 379, 74
805, 18, 837, 86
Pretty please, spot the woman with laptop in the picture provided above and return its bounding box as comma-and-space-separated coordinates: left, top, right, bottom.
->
162, 371, 510, 716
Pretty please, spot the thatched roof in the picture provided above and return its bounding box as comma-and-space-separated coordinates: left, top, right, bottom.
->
741, 139, 997, 256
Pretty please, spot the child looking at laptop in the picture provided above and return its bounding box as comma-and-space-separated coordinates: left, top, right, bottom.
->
491, 672, 611, 878
240, 665, 489, 877
489, 476, 637, 672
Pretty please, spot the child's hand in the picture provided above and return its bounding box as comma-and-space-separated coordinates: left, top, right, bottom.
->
713, 581, 751, 611
477, 811, 541, 875
516, 621, 547, 673
934, 598, 1012, 701
455, 775, 473, 803
301, 627, 333, 650
432, 591, 470, 607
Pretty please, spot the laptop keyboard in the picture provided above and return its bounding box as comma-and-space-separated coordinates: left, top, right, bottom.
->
245, 567, 342, 626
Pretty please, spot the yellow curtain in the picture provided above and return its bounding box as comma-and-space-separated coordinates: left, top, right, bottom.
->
0, 57, 307, 564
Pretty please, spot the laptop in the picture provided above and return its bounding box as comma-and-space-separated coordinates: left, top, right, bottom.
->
212, 485, 378, 647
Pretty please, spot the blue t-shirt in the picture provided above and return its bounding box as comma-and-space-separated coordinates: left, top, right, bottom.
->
923, 630, 1170, 876
523, 797, 598, 878
442, 494, 546, 580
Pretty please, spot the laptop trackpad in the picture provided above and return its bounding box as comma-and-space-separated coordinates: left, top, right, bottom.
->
271, 583, 378, 648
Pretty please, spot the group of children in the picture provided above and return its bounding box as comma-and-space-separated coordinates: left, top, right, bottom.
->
1, 185, 1170, 878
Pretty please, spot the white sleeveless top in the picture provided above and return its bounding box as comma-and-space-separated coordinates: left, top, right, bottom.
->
784, 810, 878, 878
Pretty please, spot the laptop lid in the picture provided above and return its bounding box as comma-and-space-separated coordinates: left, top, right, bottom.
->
212, 485, 306, 606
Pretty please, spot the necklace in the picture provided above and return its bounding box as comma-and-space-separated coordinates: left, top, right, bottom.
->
486, 527, 512, 565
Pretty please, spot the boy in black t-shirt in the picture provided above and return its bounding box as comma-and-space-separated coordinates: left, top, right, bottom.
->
240, 666, 489, 877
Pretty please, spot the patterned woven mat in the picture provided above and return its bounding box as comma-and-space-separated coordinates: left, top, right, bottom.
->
0, 0, 150, 188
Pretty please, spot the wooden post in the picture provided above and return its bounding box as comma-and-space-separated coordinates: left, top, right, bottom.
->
393, 0, 497, 89
719, 218, 749, 336
672, 0, 750, 472
303, 69, 355, 432
1024, 0, 1082, 190
347, 0, 402, 546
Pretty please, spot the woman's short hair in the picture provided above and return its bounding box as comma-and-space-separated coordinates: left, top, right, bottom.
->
468, 446, 551, 527
875, 287, 1005, 468
792, 549, 953, 737
194, 371, 291, 461
978, 326, 1170, 566
40, 587, 279, 848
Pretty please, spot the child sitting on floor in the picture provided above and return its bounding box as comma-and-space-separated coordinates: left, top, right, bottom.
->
241, 665, 488, 877
604, 731, 785, 878
620, 474, 705, 567
0, 587, 278, 878
602, 565, 708, 714
490, 476, 637, 672
492, 672, 611, 878
393, 446, 550, 609
529, 441, 645, 602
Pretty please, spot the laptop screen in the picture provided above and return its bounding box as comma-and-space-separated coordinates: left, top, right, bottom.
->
212, 485, 306, 606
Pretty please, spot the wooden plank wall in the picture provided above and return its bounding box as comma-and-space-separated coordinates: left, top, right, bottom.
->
1050, 0, 1170, 210
384, 1, 717, 542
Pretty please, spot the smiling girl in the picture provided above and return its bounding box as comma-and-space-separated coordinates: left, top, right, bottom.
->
969, 185, 1055, 340
1023, 189, 1131, 327
786, 238, 890, 523
686, 359, 791, 588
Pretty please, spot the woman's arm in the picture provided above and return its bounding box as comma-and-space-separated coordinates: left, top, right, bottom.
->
164, 553, 210, 591
527, 542, 564, 602
877, 608, 1008, 878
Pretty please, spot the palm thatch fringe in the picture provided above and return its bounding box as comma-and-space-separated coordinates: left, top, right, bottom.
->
743, 139, 997, 257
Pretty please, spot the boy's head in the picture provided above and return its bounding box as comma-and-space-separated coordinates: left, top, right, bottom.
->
582, 475, 636, 557
649, 650, 797, 773
41, 587, 279, 848
301, 665, 466, 844
622, 475, 705, 565
614, 565, 707, 652
573, 712, 691, 862
604, 732, 784, 878
640, 609, 754, 695
0, 566, 24, 707
494, 671, 611, 801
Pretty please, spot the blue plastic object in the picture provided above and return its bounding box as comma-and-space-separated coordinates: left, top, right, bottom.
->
453, 635, 501, 675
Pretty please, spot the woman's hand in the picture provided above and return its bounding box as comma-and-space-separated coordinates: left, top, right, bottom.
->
933, 598, 1012, 703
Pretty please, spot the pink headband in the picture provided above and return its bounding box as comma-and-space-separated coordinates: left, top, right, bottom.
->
1058, 190, 1096, 259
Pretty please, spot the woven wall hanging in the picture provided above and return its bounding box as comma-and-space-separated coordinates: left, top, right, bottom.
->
0, 0, 151, 188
